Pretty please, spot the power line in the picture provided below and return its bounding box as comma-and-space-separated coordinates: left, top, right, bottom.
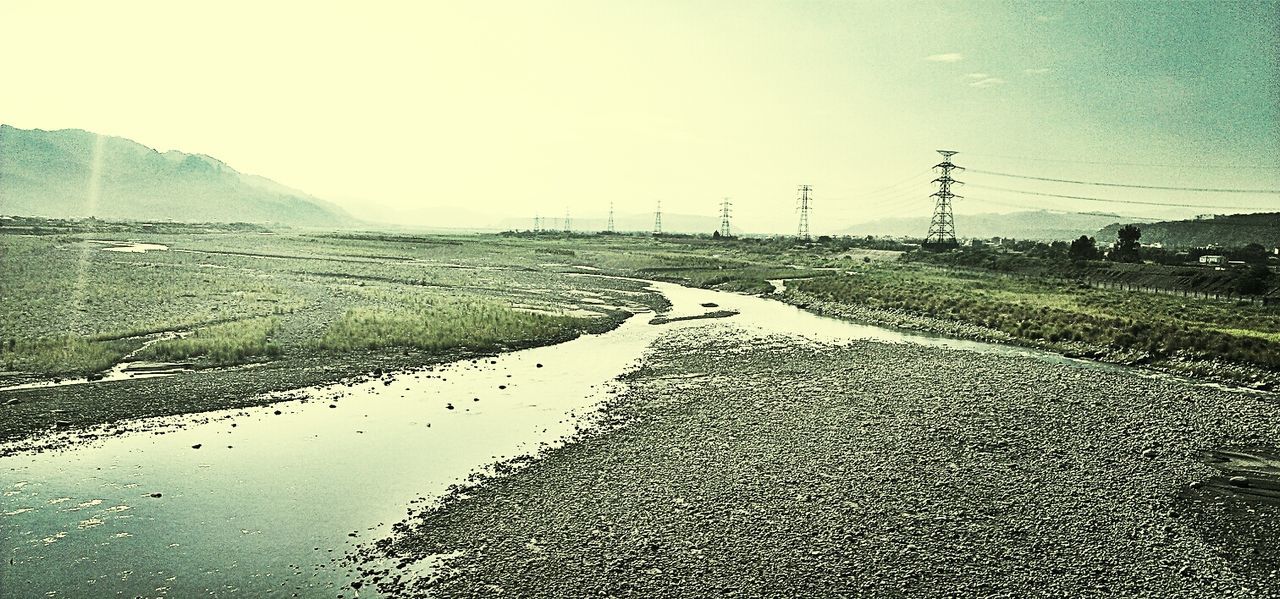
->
968, 183, 1272, 210
970, 169, 1280, 194
968, 152, 1280, 170
845, 169, 936, 199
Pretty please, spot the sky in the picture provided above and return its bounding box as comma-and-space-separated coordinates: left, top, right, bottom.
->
2, 0, 1278, 233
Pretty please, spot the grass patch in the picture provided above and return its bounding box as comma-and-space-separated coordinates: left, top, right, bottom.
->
136, 317, 283, 367
1, 336, 140, 376
792, 265, 1280, 370
318, 297, 590, 352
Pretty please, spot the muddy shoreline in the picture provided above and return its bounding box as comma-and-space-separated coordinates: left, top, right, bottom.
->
358, 329, 1280, 597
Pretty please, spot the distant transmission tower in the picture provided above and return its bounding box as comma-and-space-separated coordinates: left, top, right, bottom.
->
533, 213, 541, 232
925, 150, 962, 249
607, 201, 615, 233
796, 185, 813, 240
653, 200, 663, 235
719, 197, 732, 237
564, 208, 571, 233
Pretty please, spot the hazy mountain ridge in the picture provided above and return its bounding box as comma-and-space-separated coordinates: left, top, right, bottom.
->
0, 125, 350, 226
839, 210, 1130, 241
1098, 212, 1280, 249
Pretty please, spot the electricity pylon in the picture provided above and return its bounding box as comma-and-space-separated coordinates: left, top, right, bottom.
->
925, 150, 962, 249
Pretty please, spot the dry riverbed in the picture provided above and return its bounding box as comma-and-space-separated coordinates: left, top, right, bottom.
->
356, 328, 1280, 597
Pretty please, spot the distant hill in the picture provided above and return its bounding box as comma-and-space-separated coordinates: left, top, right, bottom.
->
839, 210, 1130, 241
0, 125, 350, 226
1097, 212, 1280, 249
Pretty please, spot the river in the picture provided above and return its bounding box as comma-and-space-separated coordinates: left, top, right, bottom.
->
0, 280, 1211, 597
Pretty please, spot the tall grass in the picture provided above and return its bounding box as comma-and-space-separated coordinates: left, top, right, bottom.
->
793, 266, 1280, 369
1, 336, 139, 376
137, 317, 282, 366
318, 298, 586, 352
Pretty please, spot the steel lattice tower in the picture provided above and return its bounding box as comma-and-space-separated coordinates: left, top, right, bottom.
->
653, 200, 663, 235
607, 201, 615, 233
564, 209, 571, 233
925, 150, 962, 248
534, 214, 541, 232
719, 197, 732, 237
796, 185, 813, 240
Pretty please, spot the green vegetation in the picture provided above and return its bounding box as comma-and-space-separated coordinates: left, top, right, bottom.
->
2, 336, 140, 376
1, 216, 1273, 393
0, 225, 662, 381
790, 264, 1280, 371
319, 299, 588, 353
137, 318, 283, 367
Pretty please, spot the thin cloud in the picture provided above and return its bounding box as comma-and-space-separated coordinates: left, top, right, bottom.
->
926, 53, 964, 63
1024, 68, 1052, 75
969, 77, 1006, 88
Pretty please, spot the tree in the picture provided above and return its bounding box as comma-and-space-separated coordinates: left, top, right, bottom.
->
1110, 225, 1142, 263
1068, 235, 1100, 261
1236, 263, 1274, 296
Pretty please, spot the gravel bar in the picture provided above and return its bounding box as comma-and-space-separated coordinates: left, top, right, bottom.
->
358, 329, 1280, 597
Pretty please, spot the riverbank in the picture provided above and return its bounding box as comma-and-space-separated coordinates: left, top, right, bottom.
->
775, 263, 1280, 392
0, 231, 672, 449
0, 309, 640, 454
359, 328, 1280, 597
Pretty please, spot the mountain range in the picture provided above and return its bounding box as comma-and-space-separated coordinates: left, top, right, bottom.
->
0, 125, 350, 226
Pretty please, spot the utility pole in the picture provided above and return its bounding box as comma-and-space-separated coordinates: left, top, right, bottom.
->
533, 213, 540, 232
719, 197, 732, 237
653, 200, 663, 235
564, 208, 571, 233
607, 201, 615, 233
925, 150, 962, 249
796, 185, 812, 240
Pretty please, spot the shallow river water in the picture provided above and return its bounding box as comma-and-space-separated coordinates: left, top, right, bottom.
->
0, 280, 1202, 597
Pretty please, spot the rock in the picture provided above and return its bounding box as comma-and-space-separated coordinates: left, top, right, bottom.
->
1228, 476, 1250, 488
192, 444, 202, 449
1142, 449, 1158, 459
446, 403, 455, 410
330, 404, 337, 408
536, 363, 544, 368
274, 410, 282, 415
499, 385, 507, 390
149, 492, 162, 498
4, 398, 18, 406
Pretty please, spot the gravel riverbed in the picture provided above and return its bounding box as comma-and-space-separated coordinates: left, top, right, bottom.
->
358, 325, 1280, 597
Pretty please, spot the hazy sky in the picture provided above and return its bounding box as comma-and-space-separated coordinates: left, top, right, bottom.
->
3, 0, 1277, 232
